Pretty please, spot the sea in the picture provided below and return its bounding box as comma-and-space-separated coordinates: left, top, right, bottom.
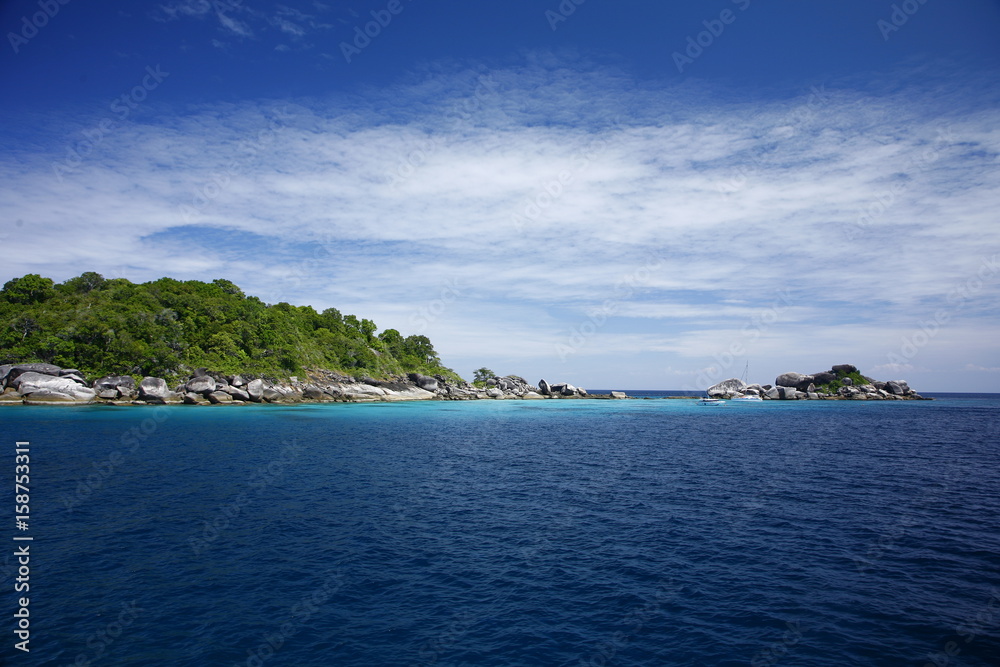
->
1, 392, 998, 666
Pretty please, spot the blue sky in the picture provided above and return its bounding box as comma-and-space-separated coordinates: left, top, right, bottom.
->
2, 0, 999, 391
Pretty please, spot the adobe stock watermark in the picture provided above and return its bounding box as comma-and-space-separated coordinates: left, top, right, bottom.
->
715, 84, 831, 196
885, 254, 998, 370
70, 600, 144, 667
877, 0, 930, 41
340, 0, 415, 63
385, 73, 499, 190
178, 107, 291, 223
409, 278, 463, 334
845, 126, 953, 241
544, 0, 587, 31
851, 476, 953, 574
413, 610, 478, 666
7, 0, 72, 54
51, 64, 170, 182
751, 621, 805, 667
189, 440, 303, 555
236, 568, 346, 667
686, 288, 795, 392
578, 577, 678, 667
922, 587, 1000, 667
267, 232, 341, 305
555, 253, 665, 361
510, 116, 622, 233
60, 405, 170, 514
672, 0, 751, 74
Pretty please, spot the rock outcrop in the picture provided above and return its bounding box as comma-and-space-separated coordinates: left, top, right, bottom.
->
762, 364, 926, 400
707, 378, 747, 398
701, 363, 929, 401
0, 362, 628, 406
11, 371, 96, 403
94, 375, 137, 400
138, 377, 174, 403
775, 372, 815, 392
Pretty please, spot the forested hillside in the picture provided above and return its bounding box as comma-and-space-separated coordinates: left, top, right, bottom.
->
0, 272, 458, 381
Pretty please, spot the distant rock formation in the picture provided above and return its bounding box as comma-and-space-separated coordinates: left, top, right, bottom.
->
702, 364, 928, 401
768, 364, 927, 400
706, 378, 747, 398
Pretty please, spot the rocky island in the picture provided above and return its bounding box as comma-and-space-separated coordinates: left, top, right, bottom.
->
0, 362, 627, 405
705, 363, 929, 400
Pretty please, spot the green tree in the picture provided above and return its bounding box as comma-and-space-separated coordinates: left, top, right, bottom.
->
62, 272, 106, 294
473, 367, 495, 385
0, 273, 460, 381
359, 318, 377, 343
2, 274, 54, 305
378, 329, 405, 357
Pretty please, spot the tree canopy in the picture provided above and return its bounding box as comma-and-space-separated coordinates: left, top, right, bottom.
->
0, 273, 461, 382
472, 367, 495, 385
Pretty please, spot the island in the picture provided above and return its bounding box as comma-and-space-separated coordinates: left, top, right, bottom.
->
0, 363, 627, 405
705, 363, 929, 400
0, 273, 927, 405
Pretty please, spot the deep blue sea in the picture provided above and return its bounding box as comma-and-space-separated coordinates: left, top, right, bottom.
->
1, 394, 999, 666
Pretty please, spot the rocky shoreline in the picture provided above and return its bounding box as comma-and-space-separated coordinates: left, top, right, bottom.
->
705, 363, 930, 400
0, 363, 630, 405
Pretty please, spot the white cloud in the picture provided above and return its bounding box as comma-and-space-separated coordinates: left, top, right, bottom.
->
965, 364, 1000, 373
2, 60, 999, 390
216, 11, 253, 37
156, 1, 335, 44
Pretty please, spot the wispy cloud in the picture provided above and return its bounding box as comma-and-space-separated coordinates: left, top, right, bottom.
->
216, 11, 253, 37
2, 59, 998, 388
966, 364, 1000, 373
155, 0, 334, 45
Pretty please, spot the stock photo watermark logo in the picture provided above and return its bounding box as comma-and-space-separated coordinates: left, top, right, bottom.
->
877, 0, 930, 41
178, 108, 290, 223
70, 600, 144, 667
510, 118, 622, 233
340, 0, 415, 63
852, 472, 955, 574
578, 577, 678, 667
7, 0, 72, 54
555, 254, 665, 361
885, 254, 998, 369
672, 0, 751, 74
60, 406, 170, 514
189, 440, 303, 555
51, 65, 170, 182
544, 0, 587, 31
751, 621, 805, 667
922, 588, 1000, 667
845, 127, 953, 241
236, 568, 346, 667
385, 74, 499, 190
413, 610, 478, 666
409, 278, 463, 334
715, 85, 831, 196
686, 289, 794, 392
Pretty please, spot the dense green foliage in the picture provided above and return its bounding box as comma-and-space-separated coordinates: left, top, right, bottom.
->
472, 367, 495, 387
814, 369, 871, 394
0, 272, 461, 382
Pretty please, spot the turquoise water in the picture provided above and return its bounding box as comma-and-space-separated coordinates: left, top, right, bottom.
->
1, 395, 998, 665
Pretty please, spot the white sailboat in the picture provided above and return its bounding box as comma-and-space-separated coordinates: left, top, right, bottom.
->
731, 362, 763, 401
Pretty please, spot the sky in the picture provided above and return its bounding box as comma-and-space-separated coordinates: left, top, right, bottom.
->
1, 0, 999, 392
